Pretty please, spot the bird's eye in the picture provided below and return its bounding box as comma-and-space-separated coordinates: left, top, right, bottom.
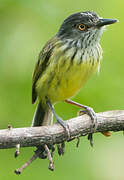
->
78, 24, 86, 31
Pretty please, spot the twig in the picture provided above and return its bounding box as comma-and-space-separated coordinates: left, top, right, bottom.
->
0, 110, 124, 149
44, 144, 54, 171
76, 137, 80, 148
51, 146, 55, 157
57, 144, 62, 156
8, 124, 12, 130
88, 133, 93, 147
1, 110, 124, 174
14, 149, 41, 174
14, 144, 20, 158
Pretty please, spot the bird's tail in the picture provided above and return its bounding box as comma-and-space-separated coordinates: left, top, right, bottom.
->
32, 102, 53, 127
32, 102, 53, 158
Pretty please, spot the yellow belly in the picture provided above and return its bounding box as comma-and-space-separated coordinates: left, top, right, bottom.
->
50, 61, 99, 102
36, 55, 99, 104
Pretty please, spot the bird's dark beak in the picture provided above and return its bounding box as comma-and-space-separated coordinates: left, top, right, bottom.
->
96, 18, 118, 27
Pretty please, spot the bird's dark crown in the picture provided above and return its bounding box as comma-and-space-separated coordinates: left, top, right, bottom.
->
62, 11, 99, 27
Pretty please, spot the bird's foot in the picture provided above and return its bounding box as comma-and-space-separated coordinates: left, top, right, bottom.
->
56, 115, 70, 139
78, 107, 97, 147
65, 99, 97, 147
78, 106, 97, 130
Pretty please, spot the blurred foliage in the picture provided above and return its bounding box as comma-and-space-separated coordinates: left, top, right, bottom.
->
0, 0, 124, 179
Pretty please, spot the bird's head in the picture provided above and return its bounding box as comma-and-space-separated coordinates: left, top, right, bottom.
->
57, 11, 117, 47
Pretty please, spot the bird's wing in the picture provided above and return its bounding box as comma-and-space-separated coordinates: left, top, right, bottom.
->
32, 37, 57, 104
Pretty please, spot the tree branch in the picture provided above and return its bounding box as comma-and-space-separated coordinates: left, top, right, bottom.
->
0, 110, 124, 149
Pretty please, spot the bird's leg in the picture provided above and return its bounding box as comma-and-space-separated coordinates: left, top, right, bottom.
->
65, 99, 97, 146
46, 99, 70, 139
65, 99, 97, 125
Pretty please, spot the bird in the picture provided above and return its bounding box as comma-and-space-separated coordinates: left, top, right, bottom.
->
32, 11, 117, 154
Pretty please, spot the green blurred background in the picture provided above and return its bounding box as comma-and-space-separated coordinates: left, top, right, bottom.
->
0, 0, 124, 179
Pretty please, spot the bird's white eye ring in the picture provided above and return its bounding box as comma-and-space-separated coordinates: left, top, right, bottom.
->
78, 24, 86, 31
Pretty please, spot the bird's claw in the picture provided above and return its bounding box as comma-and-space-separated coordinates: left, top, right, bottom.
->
79, 107, 97, 132
78, 106, 97, 147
